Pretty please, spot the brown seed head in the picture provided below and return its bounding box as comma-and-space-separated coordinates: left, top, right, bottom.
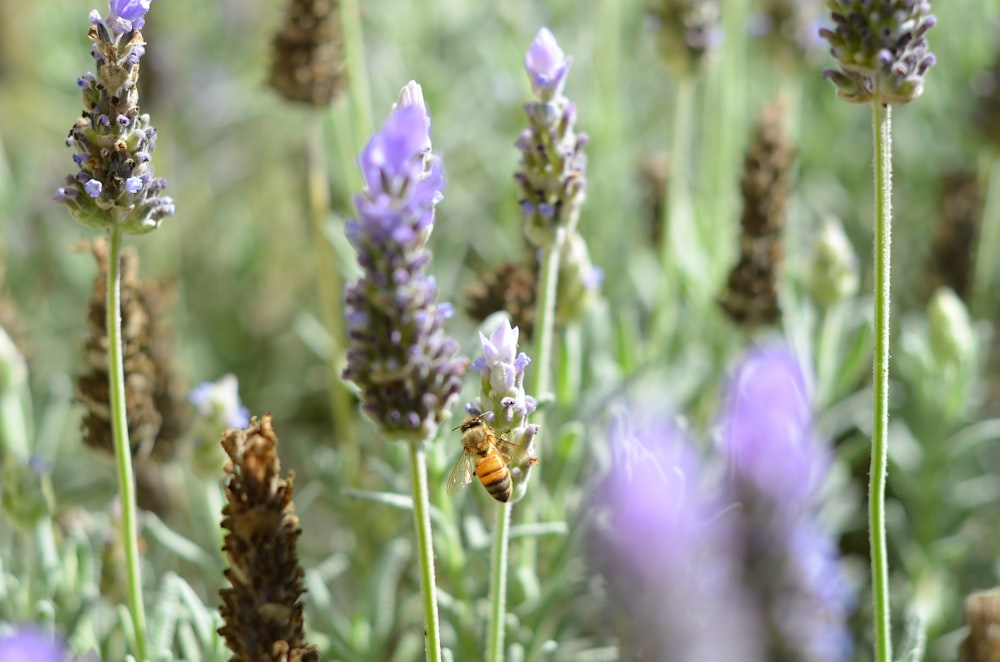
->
719, 99, 795, 329
268, 0, 347, 106
218, 415, 318, 662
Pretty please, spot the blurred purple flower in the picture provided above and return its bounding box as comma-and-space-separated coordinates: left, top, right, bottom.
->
0, 626, 66, 662
343, 85, 466, 443
189, 374, 250, 429
720, 344, 823, 505
587, 410, 764, 661
719, 345, 853, 662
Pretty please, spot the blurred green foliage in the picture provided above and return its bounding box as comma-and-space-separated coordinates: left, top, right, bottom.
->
2, 0, 1000, 660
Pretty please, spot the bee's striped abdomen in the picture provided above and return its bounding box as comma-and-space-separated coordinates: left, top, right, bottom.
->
476, 452, 512, 502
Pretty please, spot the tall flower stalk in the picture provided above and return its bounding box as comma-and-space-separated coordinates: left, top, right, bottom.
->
821, 3, 936, 660
465, 320, 538, 662
342, 84, 466, 662
54, 1, 175, 657
516, 26, 588, 403
647, 0, 721, 340
514, 26, 589, 582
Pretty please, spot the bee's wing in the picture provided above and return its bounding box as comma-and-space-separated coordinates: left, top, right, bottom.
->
445, 452, 476, 496
497, 439, 538, 468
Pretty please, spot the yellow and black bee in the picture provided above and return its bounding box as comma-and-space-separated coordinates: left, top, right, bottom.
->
446, 416, 538, 503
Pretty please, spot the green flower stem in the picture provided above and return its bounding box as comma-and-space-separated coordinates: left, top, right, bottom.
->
652, 75, 695, 349
973, 153, 1000, 319
408, 441, 442, 662
306, 113, 352, 444
870, 99, 893, 662
338, 0, 373, 155
486, 225, 567, 662
534, 227, 567, 402
487, 501, 512, 662
106, 222, 147, 662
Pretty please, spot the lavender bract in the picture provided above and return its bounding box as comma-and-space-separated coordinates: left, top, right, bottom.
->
820, 0, 936, 104
55, 0, 174, 233
515, 28, 588, 248
343, 84, 466, 443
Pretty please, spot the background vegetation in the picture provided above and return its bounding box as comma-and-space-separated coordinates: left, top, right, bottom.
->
2, 0, 1000, 659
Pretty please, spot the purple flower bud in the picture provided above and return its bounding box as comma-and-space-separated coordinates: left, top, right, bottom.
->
125, 176, 142, 193
525, 27, 572, 100
116, 114, 130, 127
84, 179, 103, 197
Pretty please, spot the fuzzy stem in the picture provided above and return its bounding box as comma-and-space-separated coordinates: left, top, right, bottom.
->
533, 226, 567, 401
870, 99, 893, 662
338, 0, 373, 155
408, 442, 442, 662
106, 223, 147, 661
306, 113, 352, 443
487, 501, 512, 662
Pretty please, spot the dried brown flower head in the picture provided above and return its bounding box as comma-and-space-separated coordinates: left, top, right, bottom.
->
269, 0, 347, 106
466, 261, 538, 341
218, 415, 318, 662
925, 170, 983, 304
959, 587, 1000, 662
76, 239, 186, 460
719, 99, 795, 329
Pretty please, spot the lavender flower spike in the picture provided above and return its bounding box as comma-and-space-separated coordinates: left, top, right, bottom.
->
515, 27, 588, 248
469, 318, 536, 430
467, 318, 539, 500
343, 86, 467, 443
720, 345, 854, 661
820, 0, 936, 104
56, 0, 174, 233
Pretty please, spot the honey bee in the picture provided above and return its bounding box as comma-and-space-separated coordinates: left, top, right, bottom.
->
446, 415, 538, 503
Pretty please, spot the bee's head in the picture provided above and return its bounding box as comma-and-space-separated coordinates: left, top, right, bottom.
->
454, 415, 485, 432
